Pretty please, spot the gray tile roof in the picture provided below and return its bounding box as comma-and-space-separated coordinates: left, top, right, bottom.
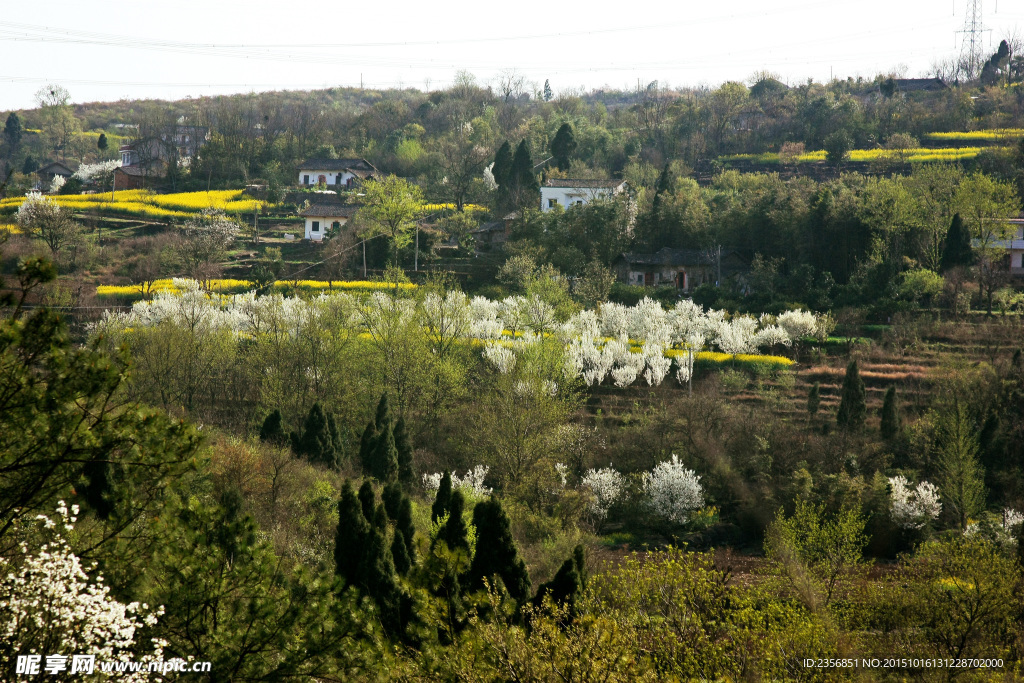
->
297, 158, 378, 173
542, 178, 625, 189
298, 204, 359, 218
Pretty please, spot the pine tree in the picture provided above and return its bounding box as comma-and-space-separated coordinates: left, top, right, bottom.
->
432, 471, 453, 524
439, 490, 469, 552
369, 423, 399, 483
397, 496, 416, 563
374, 392, 391, 431
936, 402, 986, 530
940, 213, 973, 272
880, 386, 901, 440
543, 79, 553, 102
358, 480, 376, 523
335, 481, 370, 588
97, 132, 108, 151
550, 123, 577, 170
533, 544, 586, 618
393, 416, 415, 486
259, 409, 286, 445
807, 382, 821, 418
510, 140, 538, 208
467, 499, 531, 603
358, 419, 377, 476
392, 529, 412, 575
294, 403, 338, 467
358, 523, 403, 634
382, 481, 403, 520
22, 155, 37, 174
836, 360, 866, 430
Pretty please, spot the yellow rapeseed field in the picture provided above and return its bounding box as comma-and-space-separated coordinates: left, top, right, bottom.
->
0, 189, 269, 221
720, 146, 989, 164
96, 279, 418, 298
925, 129, 1024, 141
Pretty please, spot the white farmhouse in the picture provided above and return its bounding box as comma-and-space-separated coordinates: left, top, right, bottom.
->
297, 158, 378, 188
540, 178, 626, 212
298, 204, 358, 242
976, 216, 1024, 277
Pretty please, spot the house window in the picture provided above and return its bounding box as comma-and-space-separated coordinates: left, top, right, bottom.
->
303, 175, 310, 184
576, 200, 584, 206
312, 221, 320, 232
548, 198, 558, 208
332, 221, 341, 230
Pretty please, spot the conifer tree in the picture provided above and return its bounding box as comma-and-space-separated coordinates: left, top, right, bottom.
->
259, 409, 286, 445
880, 385, 901, 440
358, 522, 403, 634
97, 132, 108, 151
550, 123, 577, 170
940, 213, 973, 272
836, 360, 866, 430
382, 481, 403, 520
4, 112, 23, 151
369, 423, 399, 483
432, 471, 453, 524
533, 544, 586, 618
439, 490, 469, 552
358, 419, 377, 475
936, 402, 986, 530
510, 140, 538, 208
467, 498, 530, 603
397, 496, 416, 563
393, 416, 415, 486
293, 403, 338, 467
335, 481, 370, 588
392, 529, 412, 576
807, 382, 821, 418
374, 392, 391, 431
492, 141, 513, 193
543, 79, 553, 102
358, 480, 376, 523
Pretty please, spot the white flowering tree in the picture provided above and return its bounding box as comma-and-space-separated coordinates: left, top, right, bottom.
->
581, 467, 625, 525
643, 455, 704, 525
0, 503, 165, 680
889, 476, 942, 530
73, 159, 122, 187
15, 191, 79, 255
422, 466, 493, 499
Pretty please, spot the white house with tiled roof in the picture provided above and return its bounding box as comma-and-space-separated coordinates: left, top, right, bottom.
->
540, 178, 626, 212
297, 158, 378, 188
298, 203, 358, 241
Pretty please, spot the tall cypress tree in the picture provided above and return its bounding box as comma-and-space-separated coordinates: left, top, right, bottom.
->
467, 499, 531, 603
259, 409, 286, 445
3, 112, 23, 151
940, 213, 973, 272
492, 141, 513, 191
439, 490, 469, 552
97, 132, 108, 151
358, 480, 376, 523
836, 360, 866, 430
382, 481, 404, 520
335, 481, 370, 588
393, 416, 415, 486
550, 123, 577, 170
392, 529, 412, 576
432, 471, 453, 524
369, 423, 399, 483
293, 403, 338, 467
510, 140, 538, 208
374, 392, 391, 431
358, 419, 377, 476
880, 385, 901, 440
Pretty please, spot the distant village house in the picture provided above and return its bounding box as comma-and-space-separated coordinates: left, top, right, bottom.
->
298, 203, 358, 241
613, 247, 746, 291
297, 159, 378, 188
540, 178, 626, 212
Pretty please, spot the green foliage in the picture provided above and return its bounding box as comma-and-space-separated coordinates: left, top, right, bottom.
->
836, 360, 866, 430
466, 498, 531, 604
382, 480, 403, 520
880, 385, 901, 440
258, 408, 286, 445
335, 480, 370, 587
3, 112, 23, 150
392, 528, 412, 575
438, 490, 470, 552
393, 415, 415, 485
765, 499, 867, 609
935, 400, 986, 530
898, 269, 943, 306
97, 132, 108, 151
358, 480, 376, 522
824, 130, 852, 164
397, 496, 416, 564
369, 422, 399, 483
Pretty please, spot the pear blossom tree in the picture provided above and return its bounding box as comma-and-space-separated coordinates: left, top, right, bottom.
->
889, 476, 942, 530
581, 467, 625, 525
643, 455, 704, 524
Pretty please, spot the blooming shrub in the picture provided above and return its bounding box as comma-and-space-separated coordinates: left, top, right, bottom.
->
422, 466, 493, 499
0, 503, 165, 680
889, 476, 941, 530
643, 455, 704, 524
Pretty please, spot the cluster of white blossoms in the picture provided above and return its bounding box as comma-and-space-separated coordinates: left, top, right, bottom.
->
0, 503, 165, 681
643, 455, 705, 524
73, 159, 122, 183
580, 467, 626, 521
94, 284, 829, 391
422, 465, 493, 499
889, 476, 942, 530
1003, 508, 1024, 537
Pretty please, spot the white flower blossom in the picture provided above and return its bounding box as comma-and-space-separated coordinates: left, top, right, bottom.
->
889, 476, 942, 530
421, 466, 493, 498
643, 455, 704, 524
581, 467, 625, 521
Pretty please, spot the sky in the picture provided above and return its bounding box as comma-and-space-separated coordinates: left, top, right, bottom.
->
1, 0, 1023, 111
